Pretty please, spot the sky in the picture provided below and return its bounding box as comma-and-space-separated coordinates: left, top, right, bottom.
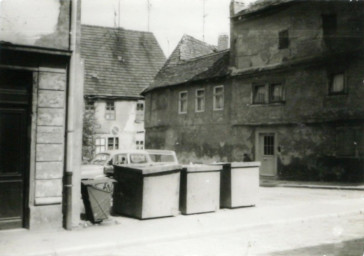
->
81, 0, 254, 57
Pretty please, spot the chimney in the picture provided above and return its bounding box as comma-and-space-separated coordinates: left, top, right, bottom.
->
230, 0, 245, 16
217, 34, 229, 51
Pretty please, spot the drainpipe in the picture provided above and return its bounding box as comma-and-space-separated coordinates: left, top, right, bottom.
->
65, 0, 79, 230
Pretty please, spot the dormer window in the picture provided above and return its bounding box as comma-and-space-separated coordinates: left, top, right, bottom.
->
278, 30, 289, 49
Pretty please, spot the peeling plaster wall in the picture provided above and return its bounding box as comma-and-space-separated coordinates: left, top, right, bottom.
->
232, 58, 364, 125
230, 1, 364, 70
0, 0, 70, 50
145, 80, 233, 164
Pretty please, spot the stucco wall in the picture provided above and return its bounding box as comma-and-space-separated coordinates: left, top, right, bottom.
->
0, 0, 71, 50
92, 100, 145, 150
230, 1, 364, 70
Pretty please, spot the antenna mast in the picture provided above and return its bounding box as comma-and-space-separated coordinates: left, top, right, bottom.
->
118, 0, 121, 28
147, 0, 151, 31
203, 0, 207, 42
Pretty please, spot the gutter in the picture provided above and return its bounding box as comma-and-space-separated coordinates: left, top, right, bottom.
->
64, 0, 79, 231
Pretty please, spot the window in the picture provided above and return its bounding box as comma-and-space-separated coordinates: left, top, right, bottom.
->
253, 83, 285, 104
105, 101, 115, 120
213, 86, 224, 110
136, 102, 144, 111
278, 30, 289, 49
195, 89, 205, 112
136, 140, 144, 150
322, 14, 337, 38
106, 101, 115, 111
136, 101, 144, 123
329, 73, 345, 94
95, 138, 106, 153
253, 84, 266, 104
270, 83, 284, 102
263, 134, 275, 155
130, 154, 148, 164
85, 100, 95, 111
107, 137, 119, 150
179, 91, 187, 114
114, 154, 128, 165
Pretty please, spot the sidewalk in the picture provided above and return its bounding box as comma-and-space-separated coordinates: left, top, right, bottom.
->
0, 187, 363, 256
260, 179, 364, 190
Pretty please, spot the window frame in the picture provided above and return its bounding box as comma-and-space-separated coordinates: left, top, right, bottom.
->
136, 102, 144, 111
136, 140, 144, 150
328, 72, 346, 95
252, 84, 267, 104
252, 82, 285, 105
195, 88, 205, 112
95, 137, 106, 153
278, 29, 289, 50
178, 91, 188, 114
85, 99, 95, 111
213, 85, 224, 111
105, 101, 115, 120
269, 83, 285, 103
322, 14, 337, 38
107, 137, 119, 150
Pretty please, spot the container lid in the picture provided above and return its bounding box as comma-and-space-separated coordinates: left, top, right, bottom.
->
81, 177, 116, 185
183, 164, 222, 173
231, 161, 261, 168
114, 163, 183, 175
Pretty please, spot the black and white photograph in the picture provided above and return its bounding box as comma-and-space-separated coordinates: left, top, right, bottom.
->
0, 0, 364, 255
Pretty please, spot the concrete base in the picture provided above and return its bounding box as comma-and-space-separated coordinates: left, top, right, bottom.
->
29, 204, 63, 230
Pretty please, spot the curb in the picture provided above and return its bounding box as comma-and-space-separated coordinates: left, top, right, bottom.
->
26, 208, 364, 256
277, 184, 364, 191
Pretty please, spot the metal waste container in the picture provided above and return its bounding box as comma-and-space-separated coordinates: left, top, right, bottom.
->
113, 164, 182, 219
81, 177, 114, 223
215, 162, 260, 208
180, 165, 221, 215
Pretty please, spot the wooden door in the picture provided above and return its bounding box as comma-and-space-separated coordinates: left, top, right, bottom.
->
258, 133, 277, 176
0, 70, 31, 229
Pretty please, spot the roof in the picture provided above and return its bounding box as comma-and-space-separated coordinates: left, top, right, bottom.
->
81, 25, 166, 98
144, 49, 230, 93
233, 0, 294, 18
164, 34, 217, 67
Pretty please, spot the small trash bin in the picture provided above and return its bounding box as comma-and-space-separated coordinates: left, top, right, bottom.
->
113, 164, 182, 219
180, 165, 221, 215
81, 177, 114, 223
215, 162, 260, 208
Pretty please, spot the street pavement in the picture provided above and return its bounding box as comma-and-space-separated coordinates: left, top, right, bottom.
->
0, 187, 363, 256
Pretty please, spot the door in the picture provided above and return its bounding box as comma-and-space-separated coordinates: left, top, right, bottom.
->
257, 133, 277, 176
0, 70, 31, 229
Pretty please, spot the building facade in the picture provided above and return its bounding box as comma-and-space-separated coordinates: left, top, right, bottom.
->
81, 25, 165, 160
0, 0, 83, 230
144, 0, 364, 182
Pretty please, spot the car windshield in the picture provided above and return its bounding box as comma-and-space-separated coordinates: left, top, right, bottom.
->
91, 153, 110, 165
149, 153, 176, 163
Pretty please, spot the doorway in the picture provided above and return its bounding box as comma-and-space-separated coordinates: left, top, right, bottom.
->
0, 70, 32, 229
256, 132, 277, 176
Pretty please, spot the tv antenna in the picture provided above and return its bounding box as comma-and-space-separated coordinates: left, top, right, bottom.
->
147, 0, 152, 31
114, 0, 121, 28
203, 0, 207, 41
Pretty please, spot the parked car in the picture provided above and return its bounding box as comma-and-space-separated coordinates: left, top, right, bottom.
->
80, 149, 179, 179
